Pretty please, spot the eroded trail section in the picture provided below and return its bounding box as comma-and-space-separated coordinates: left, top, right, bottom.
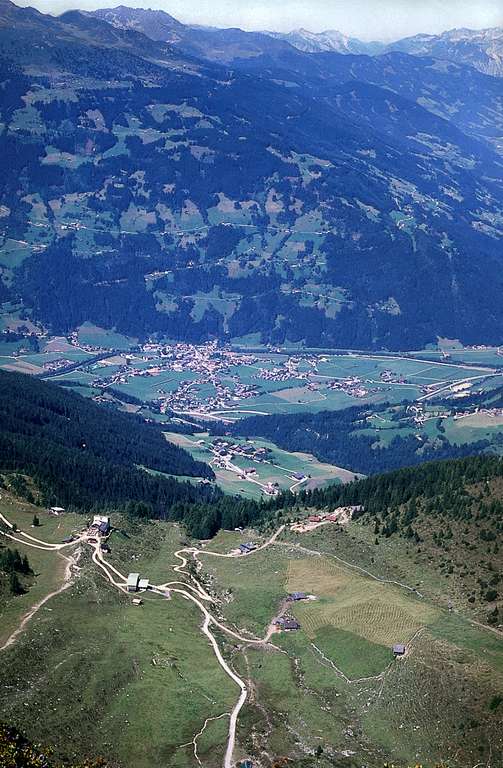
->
0, 548, 81, 651
0, 512, 284, 767
6, 515, 490, 767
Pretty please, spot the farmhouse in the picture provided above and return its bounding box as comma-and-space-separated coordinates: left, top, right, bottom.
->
239, 542, 256, 554
282, 619, 301, 631
288, 592, 308, 602
274, 617, 301, 631
93, 514, 111, 530
393, 643, 406, 657
127, 573, 140, 592
138, 578, 150, 591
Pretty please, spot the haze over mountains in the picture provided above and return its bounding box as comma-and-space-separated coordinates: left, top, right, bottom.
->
89, 6, 503, 77
1, 0, 503, 350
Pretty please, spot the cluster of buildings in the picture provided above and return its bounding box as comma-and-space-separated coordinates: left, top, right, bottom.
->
141, 341, 258, 375
42, 357, 75, 373
405, 402, 503, 428
157, 376, 260, 416
126, 572, 150, 593
380, 369, 406, 384
208, 439, 272, 465
85, 341, 264, 416
406, 403, 447, 426
204, 439, 286, 495
274, 616, 301, 631
273, 594, 315, 632
290, 506, 364, 533
86, 514, 111, 543
325, 376, 373, 398
68, 330, 109, 353
254, 356, 393, 400
254, 354, 322, 383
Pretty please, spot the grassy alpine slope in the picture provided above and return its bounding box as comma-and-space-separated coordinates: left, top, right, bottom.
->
0, 492, 501, 768
283, 453, 503, 623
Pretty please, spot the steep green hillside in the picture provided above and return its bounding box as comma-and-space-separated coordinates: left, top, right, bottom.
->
229, 404, 492, 474
0, 370, 275, 536
0, 723, 107, 768
0, 369, 220, 512
293, 454, 503, 622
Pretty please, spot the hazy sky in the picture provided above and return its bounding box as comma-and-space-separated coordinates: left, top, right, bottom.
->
14, 0, 503, 40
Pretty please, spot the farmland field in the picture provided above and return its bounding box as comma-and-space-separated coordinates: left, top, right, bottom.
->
164, 431, 352, 498
2, 338, 501, 419
201, 526, 503, 765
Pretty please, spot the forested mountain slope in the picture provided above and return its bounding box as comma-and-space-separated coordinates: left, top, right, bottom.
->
230, 405, 492, 474
0, 369, 219, 512
88, 8, 503, 156
0, 371, 275, 536
294, 454, 503, 622
1, 0, 503, 349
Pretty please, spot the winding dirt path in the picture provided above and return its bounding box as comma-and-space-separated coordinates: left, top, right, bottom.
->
0, 548, 81, 651
6, 511, 498, 767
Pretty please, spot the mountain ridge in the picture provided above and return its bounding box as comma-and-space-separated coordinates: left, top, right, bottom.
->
1, 0, 503, 350
386, 25, 503, 77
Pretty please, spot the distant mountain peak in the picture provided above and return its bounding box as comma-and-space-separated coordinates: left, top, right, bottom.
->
263, 26, 385, 55
387, 25, 503, 77
88, 4, 184, 42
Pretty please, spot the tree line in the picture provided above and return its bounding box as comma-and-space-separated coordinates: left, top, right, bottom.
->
0, 546, 32, 597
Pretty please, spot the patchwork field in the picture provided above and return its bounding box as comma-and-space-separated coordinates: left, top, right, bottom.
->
202, 529, 503, 766
286, 557, 439, 648
2, 339, 501, 420
2, 338, 503, 477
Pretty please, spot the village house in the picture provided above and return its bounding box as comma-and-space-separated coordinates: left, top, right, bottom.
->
239, 542, 257, 554
274, 617, 301, 631
92, 514, 111, 535
287, 592, 308, 602
127, 573, 140, 593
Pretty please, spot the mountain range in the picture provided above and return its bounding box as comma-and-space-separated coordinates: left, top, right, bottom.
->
263, 27, 385, 56
1, 0, 503, 350
88, 7, 503, 77
387, 27, 503, 78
